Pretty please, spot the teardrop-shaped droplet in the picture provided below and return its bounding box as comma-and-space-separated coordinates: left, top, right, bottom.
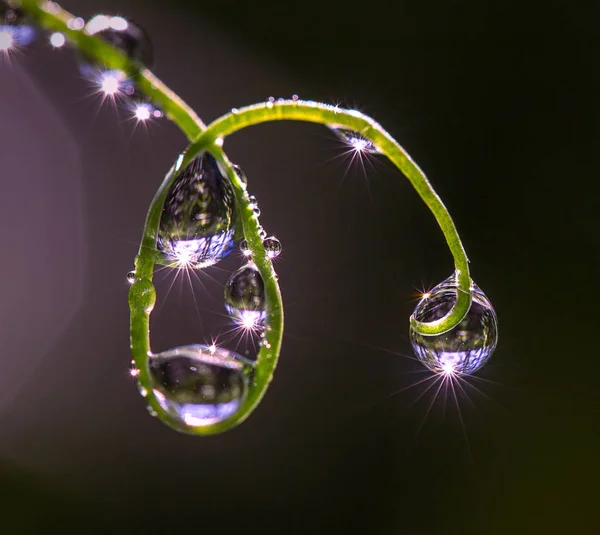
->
410, 274, 498, 375
157, 152, 236, 269
224, 264, 266, 328
331, 127, 379, 154
0, 3, 35, 50
85, 14, 154, 66
126, 270, 136, 284
263, 236, 282, 259
232, 164, 248, 185
148, 344, 251, 429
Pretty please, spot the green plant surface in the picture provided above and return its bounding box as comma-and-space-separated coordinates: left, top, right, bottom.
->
20, 0, 474, 435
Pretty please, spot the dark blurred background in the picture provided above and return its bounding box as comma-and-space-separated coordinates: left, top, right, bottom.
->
0, 0, 598, 533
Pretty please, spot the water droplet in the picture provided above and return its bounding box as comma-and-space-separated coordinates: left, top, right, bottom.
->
147, 406, 157, 417
263, 236, 282, 259
239, 239, 251, 257
49, 31, 66, 49
231, 108, 239, 114
292, 94, 299, 101
268, 96, 275, 103
157, 152, 236, 269
224, 264, 266, 328
258, 228, 267, 239
251, 204, 261, 216
127, 270, 136, 284
132, 101, 161, 122
84, 14, 154, 67
232, 164, 248, 185
67, 17, 84, 31
0, 3, 36, 50
331, 127, 380, 154
410, 275, 498, 375
148, 344, 251, 428
42, 2, 60, 15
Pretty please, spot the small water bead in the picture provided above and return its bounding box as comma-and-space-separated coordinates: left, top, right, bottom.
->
0, 2, 36, 50
410, 274, 498, 375
331, 127, 380, 154
148, 344, 251, 429
239, 239, 251, 257
263, 236, 282, 259
66, 17, 84, 31
126, 270, 136, 284
232, 164, 248, 185
224, 264, 266, 328
49, 31, 66, 48
157, 152, 236, 268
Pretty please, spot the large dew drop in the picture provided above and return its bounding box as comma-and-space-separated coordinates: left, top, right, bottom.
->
157, 152, 236, 268
224, 264, 266, 329
410, 274, 498, 375
148, 344, 251, 429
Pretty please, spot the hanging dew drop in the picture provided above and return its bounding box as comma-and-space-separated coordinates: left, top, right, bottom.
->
156, 152, 236, 269
263, 236, 282, 259
331, 127, 380, 154
126, 270, 136, 284
224, 264, 266, 330
148, 345, 251, 429
410, 274, 498, 375
84, 14, 154, 66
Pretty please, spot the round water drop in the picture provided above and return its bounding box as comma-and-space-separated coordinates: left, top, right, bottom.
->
148, 344, 251, 429
224, 264, 266, 328
157, 152, 236, 269
85, 14, 154, 67
410, 274, 498, 375
239, 239, 251, 257
251, 204, 261, 216
263, 236, 282, 259
126, 270, 136, 284
331, 127, 379, 154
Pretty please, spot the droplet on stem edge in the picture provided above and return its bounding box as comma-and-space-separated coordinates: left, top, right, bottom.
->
330, 126, 380, 154
147, 344, 252, 429
410, 274, 498, 375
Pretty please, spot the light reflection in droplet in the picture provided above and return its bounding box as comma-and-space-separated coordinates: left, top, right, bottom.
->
49, 31, 65, 48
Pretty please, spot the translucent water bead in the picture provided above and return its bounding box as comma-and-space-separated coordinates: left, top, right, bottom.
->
80, 14, 155, 112
410, 274, 498, 375
0, 2, 35, 51
85, 14, 154, 67
331, 127, 380, 154
148, 345, 252, 429
157, 152, 236, 268
224, 264, 266, 329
